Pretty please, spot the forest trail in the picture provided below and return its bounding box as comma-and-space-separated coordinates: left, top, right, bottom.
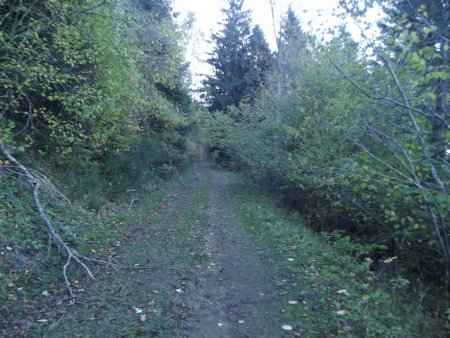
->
29, 163, 289, 338
6, 162, 441, 337
180, 163, 284, 337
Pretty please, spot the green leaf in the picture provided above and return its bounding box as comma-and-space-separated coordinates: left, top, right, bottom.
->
435, 193, 449, 204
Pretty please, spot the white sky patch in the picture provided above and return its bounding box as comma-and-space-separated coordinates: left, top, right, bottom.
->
173, 0, 383, 89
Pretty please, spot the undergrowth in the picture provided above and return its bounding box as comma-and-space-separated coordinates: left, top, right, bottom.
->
226, 172, 448, 337
0, 163, 186, 336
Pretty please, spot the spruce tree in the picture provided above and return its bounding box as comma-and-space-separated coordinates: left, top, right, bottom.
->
277, 7, 308, 93
270, 7, 308, 126
204, 0, 272, 111
138, 0, 173, 20
247, 25, 274, 100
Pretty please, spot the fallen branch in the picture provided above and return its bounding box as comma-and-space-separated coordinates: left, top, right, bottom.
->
128, 198, 139, 210
0, 142, 112, 303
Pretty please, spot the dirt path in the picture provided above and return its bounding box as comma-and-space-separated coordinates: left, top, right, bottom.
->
181, 164, 284, 338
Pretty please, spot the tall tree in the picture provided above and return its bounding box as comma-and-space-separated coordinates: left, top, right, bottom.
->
277, 7, 308, 94
269, 6, 308, 126
137, 0, 173, 20
247, 25, 273, 99
204, 0, 271, 112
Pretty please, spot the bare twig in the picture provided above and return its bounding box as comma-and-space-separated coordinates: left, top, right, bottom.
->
0, 142, 111, 303
128, 198, 139, 210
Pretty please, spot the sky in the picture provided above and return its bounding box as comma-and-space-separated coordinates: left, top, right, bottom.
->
172, 0, 382, 89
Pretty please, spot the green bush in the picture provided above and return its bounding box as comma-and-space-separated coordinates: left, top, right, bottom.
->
203, 26, 449, 288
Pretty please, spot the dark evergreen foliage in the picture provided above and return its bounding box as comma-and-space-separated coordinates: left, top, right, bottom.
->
277, 7, 309, 93
247, 25, 274, 99
203, 0, 272, 112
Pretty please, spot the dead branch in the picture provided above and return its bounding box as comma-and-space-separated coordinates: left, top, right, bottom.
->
128, 198, 139, 210
29, 169, 71, 205
0, 142, 113, 303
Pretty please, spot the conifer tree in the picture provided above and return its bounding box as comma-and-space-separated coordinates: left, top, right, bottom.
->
247, 25, 273, 99
277, 7, 308, 93
269, 6, 308, 126
138, 0, 173, 20
204, 0, 272, 111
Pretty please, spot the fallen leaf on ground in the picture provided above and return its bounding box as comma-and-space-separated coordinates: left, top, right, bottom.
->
140, 314, 146, 322
134, 307, 143, 314
336, 309, 349, 315
337, 289, 350, 296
